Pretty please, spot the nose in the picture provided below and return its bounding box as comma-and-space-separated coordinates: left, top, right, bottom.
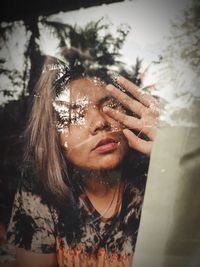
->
89, 108, 111, 135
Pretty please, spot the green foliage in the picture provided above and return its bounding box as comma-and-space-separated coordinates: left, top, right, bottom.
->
165, 0, 200, 73
41, 17, 131, 69
0, 17, 138, 105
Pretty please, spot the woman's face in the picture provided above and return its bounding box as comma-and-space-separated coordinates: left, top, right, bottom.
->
55, 77, 128, 170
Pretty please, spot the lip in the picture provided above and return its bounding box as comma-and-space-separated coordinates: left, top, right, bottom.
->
93, 137, 119, 154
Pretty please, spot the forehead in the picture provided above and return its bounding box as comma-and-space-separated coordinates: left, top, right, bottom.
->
65, 77, 110, 103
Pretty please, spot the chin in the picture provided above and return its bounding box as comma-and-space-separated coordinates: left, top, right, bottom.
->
92, 156, 123, 170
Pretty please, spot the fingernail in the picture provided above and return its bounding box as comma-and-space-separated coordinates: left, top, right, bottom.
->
103, 106, 110, 112
123, 129, 129, 136
149, 83, 157, 90
117, 75, 123, 82
150, 83, 157, 87
106, 84, 114, 91
107, 70, 119, 82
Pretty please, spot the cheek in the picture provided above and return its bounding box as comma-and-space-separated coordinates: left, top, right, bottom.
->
109, 118, 125, 132
118, 134, 128, 149
60, 133, 82, 164
59, 130, 69, 149
59, 126, 88, 152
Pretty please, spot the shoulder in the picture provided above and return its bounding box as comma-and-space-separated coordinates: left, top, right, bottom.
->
7, 172, 57, 253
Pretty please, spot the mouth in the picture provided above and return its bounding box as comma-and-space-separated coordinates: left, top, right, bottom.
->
93, 137, 119, 154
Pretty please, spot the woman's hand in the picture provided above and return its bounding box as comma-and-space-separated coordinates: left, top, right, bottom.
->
103, 75, 159, 156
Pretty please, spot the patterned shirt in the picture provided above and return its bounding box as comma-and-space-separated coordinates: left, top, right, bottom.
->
7, 173, 146, 267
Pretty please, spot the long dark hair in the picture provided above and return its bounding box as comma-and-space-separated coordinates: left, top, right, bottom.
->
23, 55, 149, 208
23, 56, 70, 204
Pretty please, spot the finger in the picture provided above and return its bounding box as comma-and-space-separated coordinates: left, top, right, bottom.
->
123, 129, 153, 156
148, 103, 160, 116
103, 106, 142, 130
117, 75, 158, 108
104, 106, 158, 139
140, 84, 160, 115
142, 84, 157, 92
106, 84, 146, 117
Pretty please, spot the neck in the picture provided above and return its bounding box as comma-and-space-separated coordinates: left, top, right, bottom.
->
76, 167, 122, 196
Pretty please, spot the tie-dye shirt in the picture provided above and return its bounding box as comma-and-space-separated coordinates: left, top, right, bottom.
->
7, 173, 146, 267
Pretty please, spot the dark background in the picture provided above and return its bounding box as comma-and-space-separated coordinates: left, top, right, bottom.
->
0, 0, 124, 22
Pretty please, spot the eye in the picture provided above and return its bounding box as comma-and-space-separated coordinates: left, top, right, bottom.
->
69, 107, 87, 125
107, 101, 118, 108
78, 107, 87, 117
104, 99, 115, 108
103, 98, 123, 110
72, 107, 86, 118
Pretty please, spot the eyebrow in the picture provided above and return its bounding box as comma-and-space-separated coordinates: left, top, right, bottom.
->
70, 103, 84, 109
55, 95, 115, 109
54, 101, 84, 110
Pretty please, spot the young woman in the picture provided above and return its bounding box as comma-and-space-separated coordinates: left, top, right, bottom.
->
7, 56, 158, 267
